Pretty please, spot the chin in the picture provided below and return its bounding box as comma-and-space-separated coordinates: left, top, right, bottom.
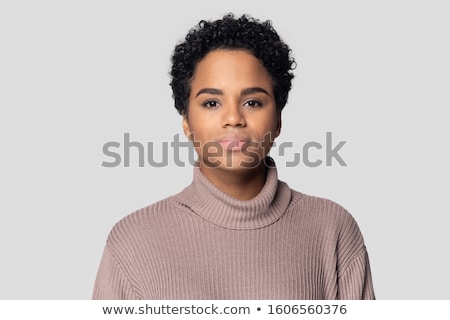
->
202, 154, 264, 171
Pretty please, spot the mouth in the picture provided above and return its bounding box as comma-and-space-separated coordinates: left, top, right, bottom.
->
216, 135, 251, 151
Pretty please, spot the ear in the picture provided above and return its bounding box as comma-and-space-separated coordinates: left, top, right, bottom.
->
275, 111, 282, 138
182, 114, 192, 140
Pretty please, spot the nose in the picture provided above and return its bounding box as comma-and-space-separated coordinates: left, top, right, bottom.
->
222, 103, 246, 127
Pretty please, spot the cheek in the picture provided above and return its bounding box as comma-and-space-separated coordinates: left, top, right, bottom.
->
187, 119, 213, 141
254, 115, 279, 138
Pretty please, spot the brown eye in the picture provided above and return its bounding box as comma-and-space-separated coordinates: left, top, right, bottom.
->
202, 100, 219, 108
244, 100, 263, 108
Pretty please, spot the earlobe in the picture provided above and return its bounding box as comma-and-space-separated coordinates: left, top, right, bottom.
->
275, 113, 282, 138
182, 115, 191, 140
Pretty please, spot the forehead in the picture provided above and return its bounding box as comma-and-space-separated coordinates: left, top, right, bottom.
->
191, 49, 273, 88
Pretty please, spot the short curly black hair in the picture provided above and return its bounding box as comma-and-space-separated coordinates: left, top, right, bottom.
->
170, 13, 296, 115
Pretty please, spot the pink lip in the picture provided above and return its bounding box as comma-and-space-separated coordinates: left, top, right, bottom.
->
216, 135, 251, 151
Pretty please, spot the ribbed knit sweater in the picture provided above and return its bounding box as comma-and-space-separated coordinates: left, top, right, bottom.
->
93, 163, 375, 300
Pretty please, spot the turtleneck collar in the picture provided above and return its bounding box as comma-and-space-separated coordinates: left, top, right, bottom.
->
175, 160, 292, 230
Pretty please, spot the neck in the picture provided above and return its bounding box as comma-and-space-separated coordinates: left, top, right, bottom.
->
198, 162, 267, 200
178, 158, 292, 230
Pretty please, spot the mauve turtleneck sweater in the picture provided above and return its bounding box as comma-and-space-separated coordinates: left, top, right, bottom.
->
93, 163, 375, 300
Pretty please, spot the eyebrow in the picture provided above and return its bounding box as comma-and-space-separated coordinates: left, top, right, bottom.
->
195, 87, 270, 98
195, 88, 223, 97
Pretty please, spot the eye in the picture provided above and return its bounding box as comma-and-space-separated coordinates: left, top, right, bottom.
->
244, 100, 263, 108
202, 100, 220, 108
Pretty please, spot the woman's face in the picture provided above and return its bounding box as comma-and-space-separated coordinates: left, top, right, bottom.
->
183, 49, 281, 171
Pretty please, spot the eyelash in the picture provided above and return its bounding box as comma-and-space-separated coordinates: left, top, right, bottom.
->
202, 100, 220, 108
201, 99, 263, 109
244, 100, 263, 108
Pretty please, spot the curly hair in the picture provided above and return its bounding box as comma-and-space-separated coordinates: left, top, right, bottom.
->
170, 13, 296, 115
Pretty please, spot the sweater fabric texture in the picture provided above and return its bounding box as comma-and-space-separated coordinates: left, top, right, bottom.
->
93, 163, 375, 299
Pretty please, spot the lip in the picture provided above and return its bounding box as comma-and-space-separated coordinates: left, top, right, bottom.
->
216, 135, 251, 151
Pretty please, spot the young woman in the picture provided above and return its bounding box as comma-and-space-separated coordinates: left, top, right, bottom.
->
93, 13, 375, 300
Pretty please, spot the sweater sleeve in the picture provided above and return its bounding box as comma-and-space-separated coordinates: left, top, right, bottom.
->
332, 205, 375, 300
337, 247, 375, 300
92, 245, 138, 300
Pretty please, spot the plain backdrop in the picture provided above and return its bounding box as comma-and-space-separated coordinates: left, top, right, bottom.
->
1, 0, 449, 299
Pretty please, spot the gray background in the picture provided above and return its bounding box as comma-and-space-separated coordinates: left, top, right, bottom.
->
1, 0, 449, 299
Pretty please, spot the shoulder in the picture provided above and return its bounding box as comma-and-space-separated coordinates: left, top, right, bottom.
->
288, 189, 358, 228
287, 188, 365, 246
105, 192, 183, 247
288, 188, 367, 263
